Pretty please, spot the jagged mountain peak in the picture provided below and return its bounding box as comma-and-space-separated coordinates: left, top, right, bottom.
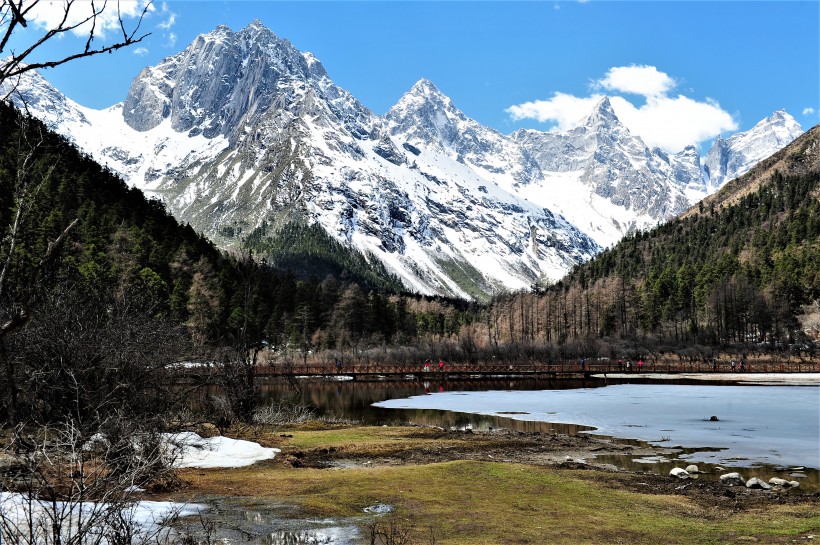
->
735, 109, 801, 142
385, 79, 471, 149
755, 109, 802, 136
408, 78, 445, 97
581, 96, 628, 133
592, 95, 616, 116
121, 20, 356, 136
235, 19, 293, 50
703, 109, 803, 189
676, 145, 700, 160
391, 78, 459, 117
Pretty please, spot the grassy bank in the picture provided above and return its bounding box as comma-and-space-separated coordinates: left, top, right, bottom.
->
173, 424, 820, 544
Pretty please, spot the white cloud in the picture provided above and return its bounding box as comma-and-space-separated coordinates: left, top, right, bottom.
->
167, 32, 177, 48
608, 95, 737, 152
803, 107, 816, 116
132, 46, 149, 56
508, 92, 603, 131
25, 0, 153, 39
597, 65, 676, 98
507, 65, 738, 152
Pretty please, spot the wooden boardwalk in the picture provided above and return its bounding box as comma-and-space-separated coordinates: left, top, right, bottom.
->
252, 360, 819, 379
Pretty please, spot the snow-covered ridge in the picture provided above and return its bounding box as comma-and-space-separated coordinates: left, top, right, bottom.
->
703, 110, 804, 191
2, 22, 803, 298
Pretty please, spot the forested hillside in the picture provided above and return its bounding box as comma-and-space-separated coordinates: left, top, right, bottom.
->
486, 126, 820, 358
243, 220, 405, 293
0, 102, 483, 425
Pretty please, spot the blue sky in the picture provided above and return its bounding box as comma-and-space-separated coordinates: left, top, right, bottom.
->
8, 1, 819, 152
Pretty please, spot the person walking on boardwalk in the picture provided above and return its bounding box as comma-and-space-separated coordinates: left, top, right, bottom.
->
439, 359, 445, 372
423, 359, 431, 372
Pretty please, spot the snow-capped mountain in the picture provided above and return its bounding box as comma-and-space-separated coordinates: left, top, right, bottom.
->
0, 21, 804, 298
703, 110, 804, 191
1, 23, 599, 299
510, 98, 705, 247
385, 79, 542, 188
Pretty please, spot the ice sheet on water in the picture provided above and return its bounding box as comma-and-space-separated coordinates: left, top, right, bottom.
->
374, 383, 820, 468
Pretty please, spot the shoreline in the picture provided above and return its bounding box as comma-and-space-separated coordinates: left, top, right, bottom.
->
162, 422, 820, 544
593, 372, 820, 385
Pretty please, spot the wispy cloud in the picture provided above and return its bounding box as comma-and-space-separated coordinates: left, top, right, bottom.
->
803, 107, 816, 116
133, 46, 149, 56
157, 2, 176, 31
507, 65, 738, 152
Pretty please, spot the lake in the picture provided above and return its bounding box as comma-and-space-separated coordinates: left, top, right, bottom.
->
260, 375, 820, 489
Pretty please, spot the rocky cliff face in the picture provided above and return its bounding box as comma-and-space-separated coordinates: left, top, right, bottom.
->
3, 22, 804, 298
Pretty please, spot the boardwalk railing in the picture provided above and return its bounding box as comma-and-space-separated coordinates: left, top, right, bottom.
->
252, 359, 819, 378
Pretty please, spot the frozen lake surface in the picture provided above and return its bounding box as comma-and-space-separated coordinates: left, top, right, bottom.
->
374, 383, 820, 469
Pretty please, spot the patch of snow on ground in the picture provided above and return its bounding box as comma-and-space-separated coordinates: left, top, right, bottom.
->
0, 492, 205, 543
167, 431, 281, 469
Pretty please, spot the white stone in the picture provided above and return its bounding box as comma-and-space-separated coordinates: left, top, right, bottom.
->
768, 477, 790, 487
745, 477, 771, 490
670, 467, 690, 479
720, 472, 745, 486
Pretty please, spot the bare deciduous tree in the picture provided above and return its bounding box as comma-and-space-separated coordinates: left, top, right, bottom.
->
0, 418, 180, 545
1, 0, 151, 93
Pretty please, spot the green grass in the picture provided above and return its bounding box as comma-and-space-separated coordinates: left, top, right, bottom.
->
180, 456, 819, 544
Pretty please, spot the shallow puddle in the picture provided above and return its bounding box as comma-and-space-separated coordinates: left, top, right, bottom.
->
168, 497, 363, 544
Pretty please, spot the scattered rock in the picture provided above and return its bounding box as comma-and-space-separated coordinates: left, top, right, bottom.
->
745, 477, 771, 490
685, 464, 701, 474
709, 416, 719, 422
670, 467, 690, 479
720, 472, 745, 486
769, 477, 791, 487
789, 481, 800, 488
364, 504, 394, 514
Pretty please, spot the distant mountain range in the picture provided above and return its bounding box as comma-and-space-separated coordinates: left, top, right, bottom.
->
1, 21, 803, 299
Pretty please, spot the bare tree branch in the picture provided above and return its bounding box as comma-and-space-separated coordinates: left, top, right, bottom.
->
0, 0, 152, 91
